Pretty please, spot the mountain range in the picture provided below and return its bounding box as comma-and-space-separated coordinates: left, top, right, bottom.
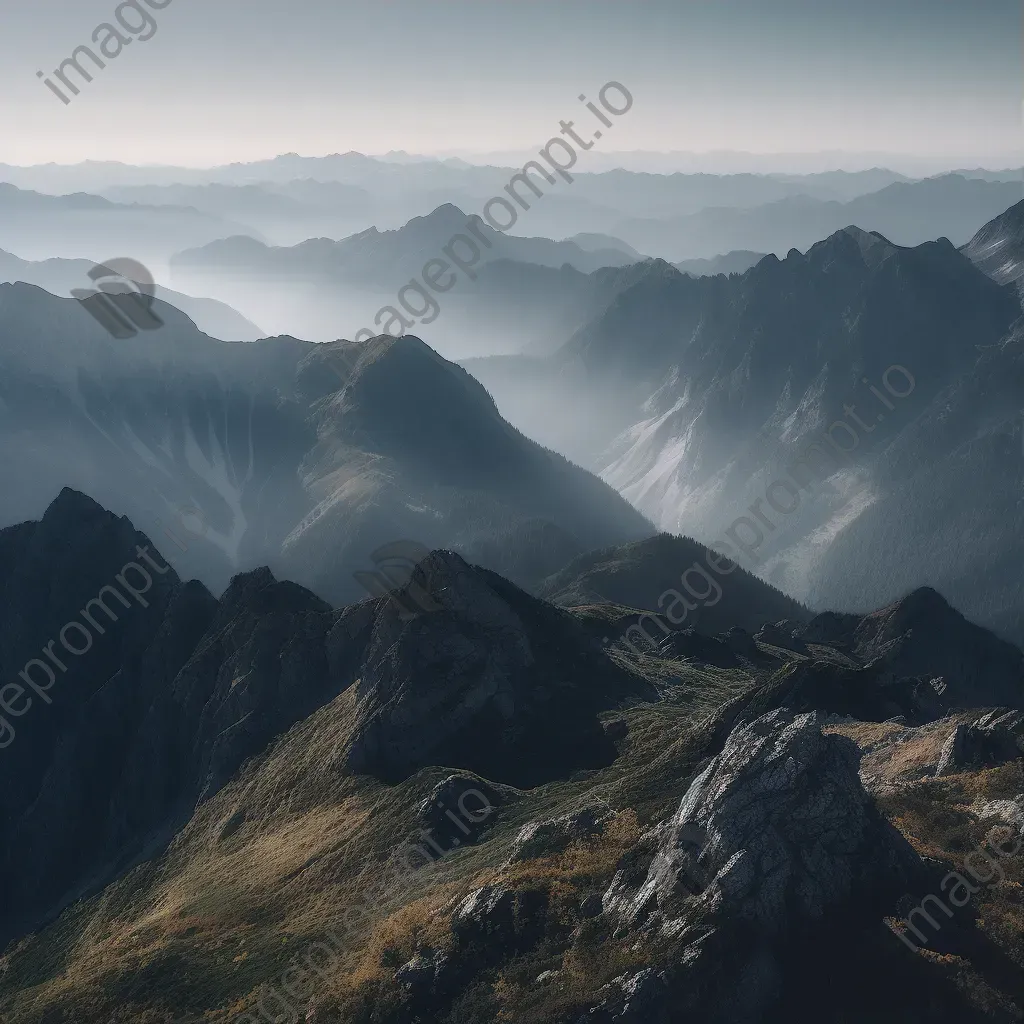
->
615, 174, 1024, 259
0, 183, 259, 276
3, 487, 1024, 1023
468, 213, 1024, 644
167, 204, 640, 354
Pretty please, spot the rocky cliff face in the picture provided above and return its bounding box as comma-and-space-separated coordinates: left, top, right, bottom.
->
596, 710, 923, 1022
0, 491, 345, 948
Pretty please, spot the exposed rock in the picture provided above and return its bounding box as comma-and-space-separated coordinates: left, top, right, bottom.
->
395, 948, 452, 999
599, 709, 922, 1023
451, 884, 548, 964
934, 716, 1022, 776
507, 806, 612, 864
723, 625, 758, 657
974, 795, 1024, 832
580, 968, 672, 1023
603, 717, 628, 741
0, 492, 350, 951
754, 620, 805, 651
415, 774, 503, 852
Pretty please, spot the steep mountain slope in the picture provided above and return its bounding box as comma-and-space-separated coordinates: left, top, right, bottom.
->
807, 323, 1024, 643
0, 491, 651, 951
962, 197, 1024, 287
537, 533, 809, 634
0, 283, 651, 602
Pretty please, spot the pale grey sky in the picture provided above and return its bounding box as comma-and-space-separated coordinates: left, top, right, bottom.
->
1, 0, 1020, 168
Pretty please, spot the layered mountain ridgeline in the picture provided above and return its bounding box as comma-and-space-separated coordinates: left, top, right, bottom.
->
0, 491, 647, 953
614, 174, 1024, 260
674, 249, 766, 277
3, 493, 1024, 1023
0, 283, 651, 600
0, 246, 263, 340
0, 182, 258, 271
470, 221, 1024, 643
167, 204, 640, 354
98, 180, 378, 248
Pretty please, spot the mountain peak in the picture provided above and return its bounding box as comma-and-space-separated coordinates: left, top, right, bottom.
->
803, 224, 897, 270
43, 486, 111, 524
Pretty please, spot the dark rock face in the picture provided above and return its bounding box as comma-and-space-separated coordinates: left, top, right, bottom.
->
396, 948, 452, 1001
579, 968, 672, 1024
0, 490, 350, 950
754, 620, 805, 651
935, 712, 1024, 776
599, 709, 923, 1023
451, 884, 548, 963
347, 551, 654, 786
0, 489, 198, 945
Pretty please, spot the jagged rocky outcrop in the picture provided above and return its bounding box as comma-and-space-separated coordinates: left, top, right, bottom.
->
346, 550, 655, 786
934, 710, 1024, 776
597, 709, 923, 1022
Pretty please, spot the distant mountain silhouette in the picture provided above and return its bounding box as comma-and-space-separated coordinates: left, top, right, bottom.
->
0, 247, 263, 340
0, 182, 260, 269
615, 175, 1024, 260
168, 204, 641, 355
675, 250, 766, 276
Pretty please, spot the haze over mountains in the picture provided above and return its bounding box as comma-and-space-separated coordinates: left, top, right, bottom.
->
3, 144, 1024, 1024
468, 211, 1024, 644
0, 282, 651, 602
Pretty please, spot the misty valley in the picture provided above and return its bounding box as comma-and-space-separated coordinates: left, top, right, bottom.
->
1, 3, 1023, 1022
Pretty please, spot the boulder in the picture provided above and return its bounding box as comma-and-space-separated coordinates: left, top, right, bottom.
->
416, 774, 502, 852
507, 806, 612, 864
395, 948, 452, 1000
579, 968, 672, 1023
598, 709, 922, 1023
935, 715, 1023, 776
